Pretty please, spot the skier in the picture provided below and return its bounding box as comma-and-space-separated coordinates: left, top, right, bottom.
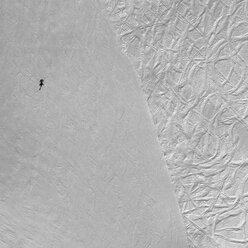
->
39, 79, 44, 91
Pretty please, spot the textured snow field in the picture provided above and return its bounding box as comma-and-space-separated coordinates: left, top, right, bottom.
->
101, 0, 248, 247
0, 1, 187, 248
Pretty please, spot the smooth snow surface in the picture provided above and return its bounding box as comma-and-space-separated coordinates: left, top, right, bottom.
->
0, 1, 187, 247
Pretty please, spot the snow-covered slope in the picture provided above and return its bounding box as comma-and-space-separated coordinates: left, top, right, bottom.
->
0, 1, 187, 247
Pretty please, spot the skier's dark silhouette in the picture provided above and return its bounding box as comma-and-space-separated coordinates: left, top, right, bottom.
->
39, 79, 44, 90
